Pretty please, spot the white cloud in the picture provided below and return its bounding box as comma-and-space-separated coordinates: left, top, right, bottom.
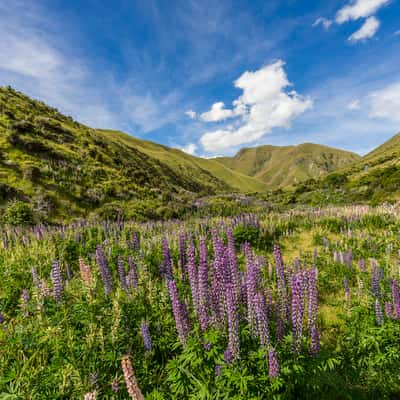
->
200, 101, 239, 122
313, 17, 333, 29
348, 16, 380, 41
348, 99, 361, 110
336, 0, 390, 23
394, 30, 400, 36
180, 143, 197, 155
199, 60, 312, 153
368, 81, 400, 121
185, 110, 197, 119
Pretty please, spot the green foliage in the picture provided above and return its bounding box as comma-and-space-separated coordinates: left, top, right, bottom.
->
2, 201, 35, 225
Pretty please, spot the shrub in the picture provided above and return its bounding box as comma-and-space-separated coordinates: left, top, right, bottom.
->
3, 201, 35, 226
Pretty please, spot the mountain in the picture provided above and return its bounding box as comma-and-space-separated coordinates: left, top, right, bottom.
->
216, 143, 361, 188
0, 87, 266, 222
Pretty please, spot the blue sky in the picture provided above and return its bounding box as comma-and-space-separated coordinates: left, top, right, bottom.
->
0, 0, 399, 156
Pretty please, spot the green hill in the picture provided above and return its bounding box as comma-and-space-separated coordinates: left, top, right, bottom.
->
216, 143, 361, 188
286, 132, 400, 205
0, 86, 266, 222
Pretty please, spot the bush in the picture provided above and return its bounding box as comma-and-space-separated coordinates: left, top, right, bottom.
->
3, 201, 35, 226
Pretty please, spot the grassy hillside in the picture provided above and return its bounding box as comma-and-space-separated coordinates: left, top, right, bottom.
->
284, 132, 400, 206
216, 143, 360, 188
0, 86, 266, 223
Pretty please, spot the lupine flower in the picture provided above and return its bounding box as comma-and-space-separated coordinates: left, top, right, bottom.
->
186, 239, 199, 315
310, 326, 320, 356
358, 259, 366, 273
127, 256, 138, 289
204, 342, 212, 351
254, 292, 270, 349
224, 348, 235, 364
140, 321, 152, 352
167, 279, 189, 344
51, 260, 63, 302
198, 237, 210, 331
84, 391, 97, 400
95, 245, 113, 296
375, 299, 384, 326
274, 245, 288, 327
215, 364, 223, 376
307, 268, 318, 330
0, 313, 4, 324
291, 273, 304, 353
225, 283, 240, 361
121, 355, 145, 400
117, 256, 128, 292
371, 268, 381, 298
385, 301, 392, 318
132, 232, 140, 251
161, 238, 173, 279
79, 258, 91, 286
179, 233, 187, 278
268, 348, 280, 379
31, 266, 40, 289
227, 228, 241, 295
245, 250, 259, 336
21, 289, 30, 317
111, 379, 120, 392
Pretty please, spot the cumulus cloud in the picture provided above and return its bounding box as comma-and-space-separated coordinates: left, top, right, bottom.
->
368, 81, 400, 121
185, 110, 197, 119
348, 99, 361, 110
200, 101, 239, 122
199, 60, 312, 153
336, 0, 390, 23
313, 17, 333, 29
180, 143, 197, 155
348, 16, 380, 41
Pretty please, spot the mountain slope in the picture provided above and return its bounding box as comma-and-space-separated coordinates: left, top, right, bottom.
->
0, 86, 266, 221
216, 143, 361, 188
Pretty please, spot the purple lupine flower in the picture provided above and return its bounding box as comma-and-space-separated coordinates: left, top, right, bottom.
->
385, 301, 392, 318
371, 267, 381, 298
0, 313, 4, 324
204, 342, 212, 352
127, 256, 138, 289
291, 273, 304, 353
161, 238, 173, 279
225, 283, 240, 361
392, 280, 400, 320
51, 260, 64, 302
358, 259, 366, 273
215, 364, 223, 376
95, 245, 113, 296
310, 326, 320, 356
268, 348, 280, 379
307, 268, 318, 330
117, 256, 128, 292
132, 232, 140, 251
167, 279, 189, 344
224, 348, 235, 364
198, 237, 210, 331
245, 251, 259, 336
140, 321, 152, 352
187, 239, 199, 315
179, 233, 187, 278
254, 292, 270, 349
274, 245, 288, 327
227, 228, 241, 295
375, 299, 384, 326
